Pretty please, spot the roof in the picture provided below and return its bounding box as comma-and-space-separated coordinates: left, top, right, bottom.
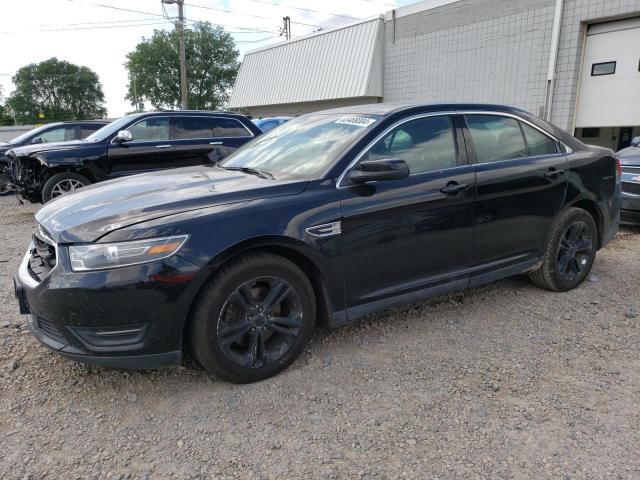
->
306, 102, 526, 117
229, 17, 385, 109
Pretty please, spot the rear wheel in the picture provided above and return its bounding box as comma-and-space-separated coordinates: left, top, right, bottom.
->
189, 252, 316, 383
42, 172, 90, 202
529, 208, 597, 291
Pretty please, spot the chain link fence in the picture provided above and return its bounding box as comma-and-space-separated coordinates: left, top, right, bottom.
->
0, 125, 35, 143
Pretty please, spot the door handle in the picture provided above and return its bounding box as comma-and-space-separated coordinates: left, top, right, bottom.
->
155, 144, 172, 149
544, 169, 565, 179
439, 182, 468, 195
209, 141, 223, 145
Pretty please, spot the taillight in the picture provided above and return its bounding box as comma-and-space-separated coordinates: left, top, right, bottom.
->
615, 156, 622, 182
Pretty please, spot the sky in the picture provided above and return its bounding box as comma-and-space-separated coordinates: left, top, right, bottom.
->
1, 0, 415, 118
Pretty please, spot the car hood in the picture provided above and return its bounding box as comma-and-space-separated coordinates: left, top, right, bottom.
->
35, 165, 309, 244
617, 146, 640, 165
10, 140, 87, 157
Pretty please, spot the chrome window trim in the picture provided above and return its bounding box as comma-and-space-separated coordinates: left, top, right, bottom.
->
336, 111, 459, 188
459, 110, 573, 155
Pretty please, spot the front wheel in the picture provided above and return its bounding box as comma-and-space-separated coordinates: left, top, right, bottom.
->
529, 207, 598, 292
189, 253, 316, 383
42, 172, 90, 202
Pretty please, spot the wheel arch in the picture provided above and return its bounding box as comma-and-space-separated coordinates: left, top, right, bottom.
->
564, 197, 604, 248
182, 236, 334, 349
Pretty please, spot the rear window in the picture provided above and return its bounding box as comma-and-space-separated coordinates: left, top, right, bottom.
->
466, 115, 527, 163
174, 117, 214, 140
213, 118, 251, 138
80, 124, 104, 138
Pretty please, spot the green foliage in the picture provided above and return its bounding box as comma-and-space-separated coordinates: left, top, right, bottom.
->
0, 85, 14, 126
125, 22, 239, 110
6, 58, 106, 124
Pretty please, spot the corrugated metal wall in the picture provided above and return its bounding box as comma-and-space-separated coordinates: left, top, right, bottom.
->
230, 17, 384, 109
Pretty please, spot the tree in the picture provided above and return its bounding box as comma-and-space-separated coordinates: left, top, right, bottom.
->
125, 22, 239, 110
0, 85, 14, 126
6, 58, 106, 124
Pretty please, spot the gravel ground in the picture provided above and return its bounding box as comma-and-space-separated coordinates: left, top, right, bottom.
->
0, 194, 639, 480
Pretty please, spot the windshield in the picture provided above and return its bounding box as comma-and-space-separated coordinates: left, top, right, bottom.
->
220, 113, 381, 179
7, 124, 59, 145
84, 115, 141, 142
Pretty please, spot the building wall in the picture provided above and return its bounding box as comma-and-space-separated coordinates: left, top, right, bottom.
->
384, 0, 556, 120
552, 0, 640, 130
384, 0, 640, 132
244, 97, 382, 118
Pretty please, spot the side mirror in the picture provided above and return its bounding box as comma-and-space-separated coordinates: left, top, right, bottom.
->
31, 137, 43, 144
115, 130, 133, 143
349, 158, 410, 184
631, 136, 640, 147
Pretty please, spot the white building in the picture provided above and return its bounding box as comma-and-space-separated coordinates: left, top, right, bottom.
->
229, 0, 640, 150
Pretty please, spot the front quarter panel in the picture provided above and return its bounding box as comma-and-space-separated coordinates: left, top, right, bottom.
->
101, 179, 346, 315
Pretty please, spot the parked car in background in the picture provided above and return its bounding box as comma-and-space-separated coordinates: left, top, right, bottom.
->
14, 103, 620, 383
617, 136, 640, 224
0, 120, 108, 195
7, 111, 260, 203
252, 116, 291, 132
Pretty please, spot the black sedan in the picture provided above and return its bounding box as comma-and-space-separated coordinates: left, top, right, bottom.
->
14, 103, 621, 383
617, 136, 640, 224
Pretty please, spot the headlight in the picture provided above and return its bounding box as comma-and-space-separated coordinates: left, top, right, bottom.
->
68, 235, 188, 272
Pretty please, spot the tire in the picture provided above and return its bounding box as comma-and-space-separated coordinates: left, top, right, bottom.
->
189, 252, 316, 383
529, 207, 598, 292
0, 182, 12, 196
42, 172, 90, 203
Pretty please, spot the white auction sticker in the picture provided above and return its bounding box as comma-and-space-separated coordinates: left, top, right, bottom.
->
335, 115, 377, 127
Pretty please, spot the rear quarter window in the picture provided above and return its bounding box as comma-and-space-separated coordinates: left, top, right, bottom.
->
213, 118, 252, 138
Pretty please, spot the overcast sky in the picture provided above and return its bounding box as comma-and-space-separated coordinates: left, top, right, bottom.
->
1, 0, 413, 118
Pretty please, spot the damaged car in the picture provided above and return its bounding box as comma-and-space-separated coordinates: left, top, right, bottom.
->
7, 110, 260, 203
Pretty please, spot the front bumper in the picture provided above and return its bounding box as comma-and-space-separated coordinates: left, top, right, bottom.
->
14, 244, 204, 370
621, 193, 640, 225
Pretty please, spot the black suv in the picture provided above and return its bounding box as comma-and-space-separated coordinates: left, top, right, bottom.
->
0, 120, 108, 195
8, 111, 260, 202
14, 103, 621, 383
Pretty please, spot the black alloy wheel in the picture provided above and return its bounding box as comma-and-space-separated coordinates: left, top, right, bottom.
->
529, 207, 598, 292
217, 276, 303, 369
189, 252, 316, 383
555, 221, 594, 282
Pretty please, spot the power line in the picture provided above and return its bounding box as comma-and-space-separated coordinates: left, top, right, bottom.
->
184, 2, 323, 29
239, 0, 359, 21
0, 20, 171, 35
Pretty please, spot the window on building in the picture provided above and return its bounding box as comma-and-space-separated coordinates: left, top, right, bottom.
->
591, 61, 616, 76
520, 123, 557, 156
465, 115, 527, 163
581, 127, 601, 138
366, 115, 457, 174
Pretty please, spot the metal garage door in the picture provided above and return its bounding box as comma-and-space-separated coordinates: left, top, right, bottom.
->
574, 17, 640, 150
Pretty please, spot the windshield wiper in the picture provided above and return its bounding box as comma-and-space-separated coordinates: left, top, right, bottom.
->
222, 166, 274, 179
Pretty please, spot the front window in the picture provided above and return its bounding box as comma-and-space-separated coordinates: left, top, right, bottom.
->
364, 115, 457, 174
220, 113, 381, 179
84, 115, 143, 142
128, 117, 170, 142
38, 126, 76, 143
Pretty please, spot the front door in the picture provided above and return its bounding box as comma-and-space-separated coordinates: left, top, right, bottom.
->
107, 116, 175, 177
462, 113, 568, 273
338, 114, 475, 313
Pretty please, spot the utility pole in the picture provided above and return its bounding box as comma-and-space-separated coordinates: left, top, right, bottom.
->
162, 0, 188, 109
279, 16, 291, 40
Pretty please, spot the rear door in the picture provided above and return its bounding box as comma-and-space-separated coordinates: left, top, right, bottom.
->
106, 116, 175, 177
172, 116, 216, 168
462, 113, 568, 277
208, 117, 256, 163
